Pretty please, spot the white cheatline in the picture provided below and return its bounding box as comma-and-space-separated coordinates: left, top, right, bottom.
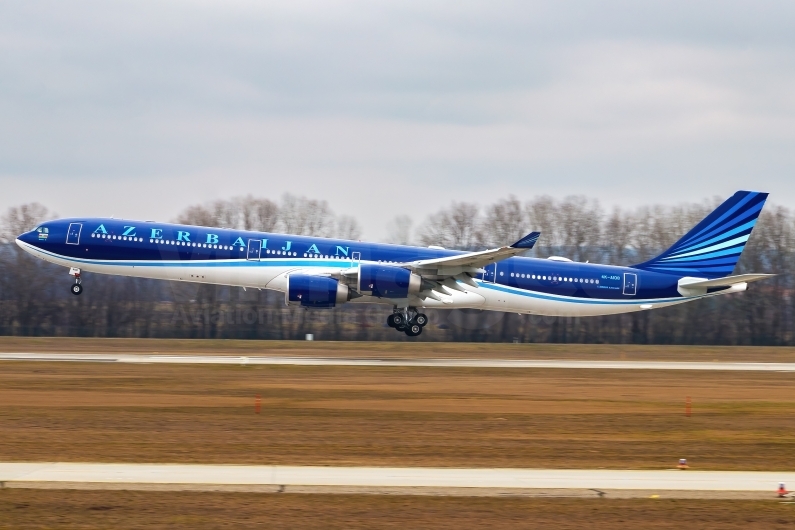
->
1, 463, 793, 491
1, 353, 795, 371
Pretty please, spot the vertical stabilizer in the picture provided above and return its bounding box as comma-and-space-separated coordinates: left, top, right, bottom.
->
631, 190, 768, 279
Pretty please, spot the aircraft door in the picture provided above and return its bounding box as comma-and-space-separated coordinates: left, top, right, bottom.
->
623, 272, 637, 296
66, 223, 82, 245
351, 251, 361, 266
246, 239, 262, 261
479, 263, 496, 283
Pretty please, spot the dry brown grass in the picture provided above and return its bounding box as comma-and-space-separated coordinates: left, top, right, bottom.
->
1, 356, 795, 470
2, 489, 795, 530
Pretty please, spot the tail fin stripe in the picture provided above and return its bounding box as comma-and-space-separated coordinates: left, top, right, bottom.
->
661, 244, 746, 263
681, 219, 756, 252
647, 265, 735, 275
679, 201, 764, 249
659, 255, 744, 267
663, 235, 750, 261
648, 267, 733, 278
680, 192, 759, 246
649, 262, 737, 271
673, 219, 756, 255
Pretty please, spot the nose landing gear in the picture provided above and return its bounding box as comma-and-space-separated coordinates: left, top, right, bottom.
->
387, 308, 428, 337
69, 267, 83, 296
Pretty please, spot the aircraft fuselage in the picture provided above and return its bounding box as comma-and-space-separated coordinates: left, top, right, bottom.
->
15, 217, 722, 318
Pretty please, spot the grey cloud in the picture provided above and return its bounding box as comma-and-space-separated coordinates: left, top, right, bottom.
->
1, 0, 794, 238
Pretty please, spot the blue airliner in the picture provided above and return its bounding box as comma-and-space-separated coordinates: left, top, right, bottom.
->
16, 190, 773, 336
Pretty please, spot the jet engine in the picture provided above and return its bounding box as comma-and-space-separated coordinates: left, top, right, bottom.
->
286, 274, 351, 308
358, 263, 421, 299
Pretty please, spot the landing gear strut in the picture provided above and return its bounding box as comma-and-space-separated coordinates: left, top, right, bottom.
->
69, 267, 83, 296
387, 308, 428, 337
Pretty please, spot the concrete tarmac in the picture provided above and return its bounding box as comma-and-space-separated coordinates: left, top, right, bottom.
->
1, 352, 795, 371
1, 463, 793, 498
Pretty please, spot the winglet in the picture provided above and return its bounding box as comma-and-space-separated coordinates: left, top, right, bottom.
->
510, 231, 541, 249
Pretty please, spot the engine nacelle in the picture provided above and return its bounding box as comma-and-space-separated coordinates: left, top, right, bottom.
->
286, 274, 350, 308
358, 263, 421, 299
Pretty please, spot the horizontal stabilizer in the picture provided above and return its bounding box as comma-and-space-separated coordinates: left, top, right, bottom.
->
678, 274, 775, 290
677, 273, 774, 296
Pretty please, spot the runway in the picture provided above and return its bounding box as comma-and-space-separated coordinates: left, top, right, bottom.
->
1, 463, 793, 496
1, 352, 795, 371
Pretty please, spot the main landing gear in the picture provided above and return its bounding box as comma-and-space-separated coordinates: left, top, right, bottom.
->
387, 308, 428, 337
69, 267, 83, 296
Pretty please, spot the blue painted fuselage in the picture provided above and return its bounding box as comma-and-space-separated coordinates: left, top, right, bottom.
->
14, 217, 719, 317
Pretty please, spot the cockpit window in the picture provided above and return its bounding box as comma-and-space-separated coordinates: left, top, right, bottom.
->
35, 226, 50, 240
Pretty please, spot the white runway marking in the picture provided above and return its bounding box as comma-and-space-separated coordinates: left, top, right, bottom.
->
1, 353, 795, 371
1, 462, 792, 491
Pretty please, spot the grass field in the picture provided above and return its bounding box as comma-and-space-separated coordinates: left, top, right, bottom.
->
2, 489, 795, 529
1, 339, 794, 470
3, 338, 795, 528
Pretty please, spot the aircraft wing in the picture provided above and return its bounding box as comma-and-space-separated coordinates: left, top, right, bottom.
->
398, 232, 540, 300
404, 232, 540, 274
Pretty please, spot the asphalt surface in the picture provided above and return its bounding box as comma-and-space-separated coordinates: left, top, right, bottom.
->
1, 463, 793, 493
1, 352, 795, 371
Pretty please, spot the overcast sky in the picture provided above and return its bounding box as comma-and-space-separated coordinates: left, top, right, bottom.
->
1, 0, 793, 239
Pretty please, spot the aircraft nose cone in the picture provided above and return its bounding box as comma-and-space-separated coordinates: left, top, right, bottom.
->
16, 231, 36, 246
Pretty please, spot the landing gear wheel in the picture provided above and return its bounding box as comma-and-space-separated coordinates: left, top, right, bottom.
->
405, 323, 422, 337
386, 314, 397, 328
391, 314, 406, 327
414, 313, 428, 327
71, 283, 83, 296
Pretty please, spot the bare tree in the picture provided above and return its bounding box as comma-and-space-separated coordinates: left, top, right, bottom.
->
556, 196, 602, 262
177, 196, 279, 232
603, 206, 635, 264
524, 196, 559, 250
386, 215, 414, 245
239, 196, 279, 232
176, 203, 221, 228
417, 202, 481, 250
481, 196, 526, 248
176, 194, 361, 239
0, 203, 53, 243
279, 194, 336, 237
335, 215, 362, 240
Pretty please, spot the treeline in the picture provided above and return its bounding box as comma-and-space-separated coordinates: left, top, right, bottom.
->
0, 195, 792, 344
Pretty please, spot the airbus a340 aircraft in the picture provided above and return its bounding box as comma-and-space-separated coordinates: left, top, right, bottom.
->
16, 190, 773, 336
